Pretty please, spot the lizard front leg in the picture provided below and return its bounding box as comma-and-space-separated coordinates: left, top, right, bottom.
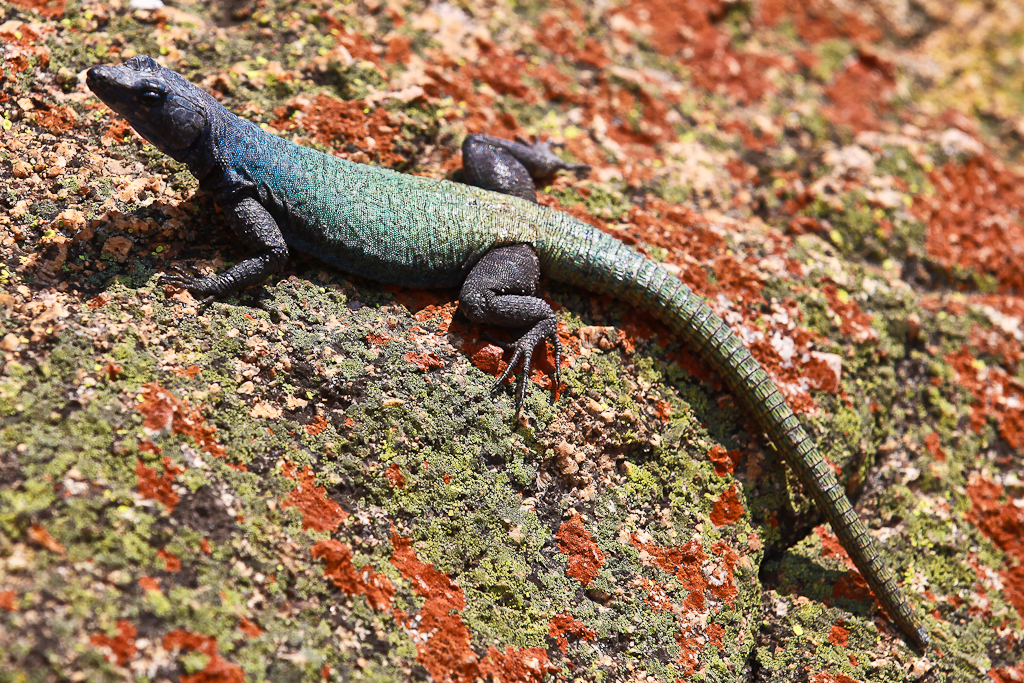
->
459, 244, 561, 415
162, 196, 289, 300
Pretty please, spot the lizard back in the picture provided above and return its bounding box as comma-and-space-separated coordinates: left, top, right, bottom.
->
210, 117, 585, 288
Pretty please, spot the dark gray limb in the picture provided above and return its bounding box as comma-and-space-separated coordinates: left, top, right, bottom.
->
459, 244, 561, 415
459, 134, 587, 412
461, 134, 590, 203
161, 196, 289, 298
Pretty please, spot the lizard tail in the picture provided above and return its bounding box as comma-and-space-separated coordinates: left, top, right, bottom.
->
548, 238, 930, 648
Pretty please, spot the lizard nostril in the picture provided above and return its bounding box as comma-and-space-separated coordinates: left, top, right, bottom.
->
86, 66, 103, 86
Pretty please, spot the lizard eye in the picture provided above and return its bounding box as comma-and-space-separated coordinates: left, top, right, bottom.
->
138, 88, 165, 105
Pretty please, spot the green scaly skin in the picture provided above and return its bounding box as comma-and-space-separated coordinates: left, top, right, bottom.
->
85, 55, 930, 649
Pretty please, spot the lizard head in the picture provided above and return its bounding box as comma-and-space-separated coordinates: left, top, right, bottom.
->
87, 55, 213, 162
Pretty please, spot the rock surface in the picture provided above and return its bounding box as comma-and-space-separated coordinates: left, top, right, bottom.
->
1, 0, 1023, 681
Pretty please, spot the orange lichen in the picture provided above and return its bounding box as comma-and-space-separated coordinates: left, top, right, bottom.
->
815, 526, 879, 607
86, 293, 111, 308
404, 351, 443, 372
913, 153, 1024, 293
828, 621, 850, 647
706, 622, 725, 651
556, 517, 605, 586
464, 38, 532, 99
611, 0, 777, 103
136, 384, 227, 460
832, 572, 874, 605
709, 541, 740, 607
389, 531, 558, 682
311, 539, 395, 611
686, 24, 779, 104
366, 332, 391, 347
547, 613, 596, 653
390, 530, 474, 679
280, 461, 348, 533
169, 364, 202, 379
632, 579, 668, 615
810, 673, 860, 683
630, 535, 711, 613
384, 463, 406, 489
536, 9, 608, 70
157, 548, 181, 572
759, 0, 881, 45
163, 629, 245, 683
90, 620, 137, 666
990, 663, 1024, 683
966, 477, 1024, 620
816, 526, 856, 568
970, 314, 1023, 372
384, 34, 412, 64
273, 94, 405, 168
8, 0, 64, 18
707, 444, 741, 476
675, 630, 704, 677
946, 347, 1024, 448
304, 413, 329, 436
823, 52, 895, 133
319, 13, 381, 64
823, 283, 878, 343
462, 339, 506, 377
721, 119, 776, 153
135, 457, 184, 512
924, 432, 946, 462
0, 590, 18, 611
27, 523, 64, 555
239, 617, 262, 638
138, 576, 161, 593
34, 104, 76, 134
105, 361, 123, 380
710, 483, 744, 526
478, 646, 559, 683
803, 354, 842, 393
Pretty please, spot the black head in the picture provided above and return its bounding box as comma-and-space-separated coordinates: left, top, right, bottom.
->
86, 55, 214, 161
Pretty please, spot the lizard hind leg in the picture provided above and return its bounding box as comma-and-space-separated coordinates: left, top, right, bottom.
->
459, 243, 562, 415
461, 133, 591, 203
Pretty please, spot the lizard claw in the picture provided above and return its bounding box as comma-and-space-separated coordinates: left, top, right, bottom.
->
515, 135, 591, 179
160, 263, 219, 305
485, 320, 562, 416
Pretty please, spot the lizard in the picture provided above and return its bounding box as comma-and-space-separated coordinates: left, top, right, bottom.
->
86, 55, 930, 649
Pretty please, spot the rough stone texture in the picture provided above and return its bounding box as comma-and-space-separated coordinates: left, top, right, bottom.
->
1, 0, 1023, 681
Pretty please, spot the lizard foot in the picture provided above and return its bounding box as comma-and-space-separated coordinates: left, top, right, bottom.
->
485, 318, 562, 416
515, 135, 591, 179
160, 264, 221, 306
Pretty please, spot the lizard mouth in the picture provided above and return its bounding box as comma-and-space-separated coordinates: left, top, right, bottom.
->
85, 66, 115, 102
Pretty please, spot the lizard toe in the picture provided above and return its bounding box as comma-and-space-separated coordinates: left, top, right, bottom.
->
493, 344, 525, 389
487, 318, 561, 414
481, 331, 514, 352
